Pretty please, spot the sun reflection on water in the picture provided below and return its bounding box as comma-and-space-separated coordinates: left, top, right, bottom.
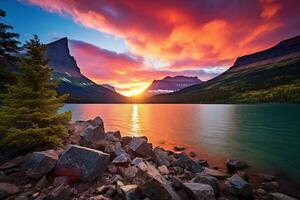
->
130, 104, 141, 136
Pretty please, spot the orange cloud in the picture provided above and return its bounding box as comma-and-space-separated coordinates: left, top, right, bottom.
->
23, 0, 300, 95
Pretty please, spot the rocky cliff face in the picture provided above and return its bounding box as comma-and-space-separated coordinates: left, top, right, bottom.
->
145, 76, 203, 95
45, 38, 126, 103
230, 35, 300, 72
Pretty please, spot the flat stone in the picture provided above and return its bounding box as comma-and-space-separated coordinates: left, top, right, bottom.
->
55, 145, 110, 182
21, 149, 58, 179
204, 167, 227, 179
183, 182, 216, 200
0, 182, 20, 199
133, 162, 181, 200
270, 192, 298, 200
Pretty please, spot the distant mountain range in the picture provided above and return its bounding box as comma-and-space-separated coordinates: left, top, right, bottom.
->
45, 38, 126, 103
144, 76, 203, 96
147, 35, 300, 103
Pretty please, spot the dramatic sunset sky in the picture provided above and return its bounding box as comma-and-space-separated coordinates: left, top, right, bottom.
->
1, 0, 300, 96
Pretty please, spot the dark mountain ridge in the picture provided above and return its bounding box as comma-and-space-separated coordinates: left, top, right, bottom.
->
45, 38, 127, 103
144, 75, 203, 96
147, 35, 300, 103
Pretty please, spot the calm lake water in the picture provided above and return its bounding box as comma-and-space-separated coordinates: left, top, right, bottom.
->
61, 104, 300, 181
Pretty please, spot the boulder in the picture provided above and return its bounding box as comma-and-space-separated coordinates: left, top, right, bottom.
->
119, 184, 142, 200
185, 159, 204, 174
153, 147, 172, 167
173, 153, 189, 168
105, 142, 126, 157
106, 131, 121, 140
203, 168, 227, 179
128, 137, 153, 158
80, 124, 105, 146
192, 174, 220, 195
0, 182, 20, 199
21, 149, 58, 178
270, 192, 298, 200
112, 153, 131, 165
70, 116, 104, 145
55, 145, 110, 182
224, 174, 252, 198
182, 183, 216, 200
134, 162, 181, 200
226, 159, 248, 173
121, 136, 133, 146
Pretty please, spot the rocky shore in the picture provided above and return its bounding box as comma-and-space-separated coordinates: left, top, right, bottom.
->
0, 116, 298, 200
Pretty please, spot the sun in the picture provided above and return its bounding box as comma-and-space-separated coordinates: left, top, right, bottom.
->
120, 87, 146, 97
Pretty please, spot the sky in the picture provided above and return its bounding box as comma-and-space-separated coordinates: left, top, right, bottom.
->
1, 0, 300, 96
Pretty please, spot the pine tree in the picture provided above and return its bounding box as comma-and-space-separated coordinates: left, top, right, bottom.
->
0, 9, 20, 93
0, 35, 71, 152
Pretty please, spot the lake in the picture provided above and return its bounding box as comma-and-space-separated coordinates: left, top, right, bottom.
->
61, 104, 300, 182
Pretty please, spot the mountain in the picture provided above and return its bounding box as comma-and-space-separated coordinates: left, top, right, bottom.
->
101, 84, 116, 92
147, 35, 300, 103
45, 38, 127, 103
144, 76, 203, 96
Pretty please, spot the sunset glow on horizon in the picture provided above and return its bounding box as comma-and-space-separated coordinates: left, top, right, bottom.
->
2, 0, 300, 96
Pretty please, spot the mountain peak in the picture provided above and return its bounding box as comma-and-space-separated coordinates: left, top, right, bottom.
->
146, 75, 203, 95
45, 37, 81, 75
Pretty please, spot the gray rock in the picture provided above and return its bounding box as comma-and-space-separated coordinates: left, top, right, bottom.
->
153, 147, 172, 167
118, 166, 139, 180
131, 157, 144, 166
192, 174, 220, 195
0, 182, 20, 199
183, 182, 216, 200
106, 131, 121, 140
133, 162, 181, 200
121, 136, 133, 146
261, 181, 279, 192
105, 142, 126, 157
55, 145, 110, 182
22, 149, 58, 178
224, 174, 252, 198
120, 184, 142, 200
226, 159, 248, 173
203, 168, 227, 179
128, 137, 153, 158
80, 124, 105, 146
270, 192, 298, 200
112, 153, 131, 165
186, 159, 204, 174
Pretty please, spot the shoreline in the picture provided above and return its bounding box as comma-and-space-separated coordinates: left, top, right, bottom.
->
0, 116, 299, 199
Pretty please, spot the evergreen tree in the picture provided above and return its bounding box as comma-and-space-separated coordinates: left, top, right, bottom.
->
0, 9, 20, 93
0, 35, 71, 152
